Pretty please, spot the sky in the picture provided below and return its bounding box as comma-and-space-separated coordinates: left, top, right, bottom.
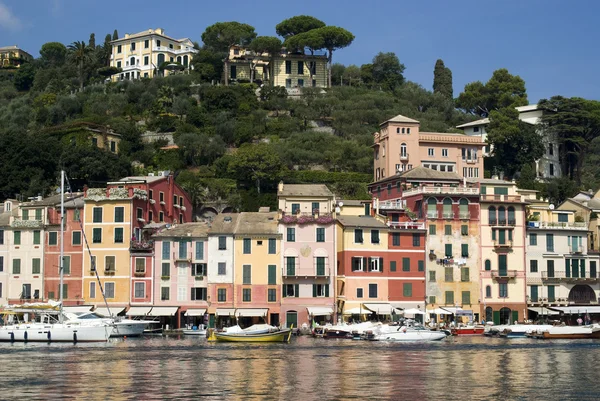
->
1, 0, 598, 102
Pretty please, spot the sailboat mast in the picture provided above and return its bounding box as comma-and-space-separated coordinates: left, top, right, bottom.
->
59, 170, 65, 321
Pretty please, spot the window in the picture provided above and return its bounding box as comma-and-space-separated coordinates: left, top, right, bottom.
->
162, 242, 170, 260
484, 285, 491, 298
390, 261, 397, 272
392, 233, 400, 246
429, 271, 436, 282
484, 259, 491, 271
428, 148, 434, 157
117, 44, 122, 53
445, 291, 454, 305
285, 60, 292, 74
313, 227, 325, 243
178, 287, 187, 301
287, 228, 295, 242
546, 234, 554, 252
159, 192, 164, 203
72, 231, 81, 246
291, 203, 300, 214
297, 61, 304, 74
445, 267, 453, 282
368, 257, 381, 272
461, 267, 469, 282
114, 227, 124, 244
351, 257, 364, 272
286, 79, 292, 88
429, 296, 436, 304
442, 149, 448, 157
549, 163, 554, 176
12, 259, 20, 274
547, 285, 556, 302
243, 288, 251, 302
134, 282, 145, 298
488, 206, 497, 225
161, 262, 170, 277
402, 258, 410, 272
230, 65, 237, 79
135, 258, 145, 274
14, 231, 22, 245
92, 228, 102, 243
161, 287, 170, 301
315, 257, 326, 276
418, 260, 424, 272
62, 256, 70, 274
268, 289, 277, 302
0, 256, 3, 272
117, 61, 121, 68
499, 283, 508, 298
136, 208, 143, 220
445, 225, 452, 235
243, 265, 251, 284
22, 209, 30, 221
0, 229, 3, 245
218, 236, 227, 250
32, 258, 41, 274
412, 234, 420, 247
371, 230, 379, 244
461, 244, 469, 257
298, 79, 304, 87
89, 282, 96, 299
159, 212, 164, 222
114, 207, 124, 222
93, 207, 103, 223
357, 288, 363, 298
530, 260, 538, 273
267, 264, 277, 285
445, 243, 452, 257
105, 256, 115, 272
530, 233, 537, 246
283, 284, 298, 298
91, 256, 96, 271
268, 238, 276, 254
368, 283, 378, 298
403, 283, 413, 297
144, 55, 149, 65
591, 261, 597, 278
460, 225, 468, 236
191, 287, 207, 301
429, 225, 436, 235
105, 283, 115, 299
243, 238, 251, 254
218, 262, 226, 275
462, 291, 470, 305
355, 229, 364, 243
313, 284, 327, 297
32, 230, 40, 245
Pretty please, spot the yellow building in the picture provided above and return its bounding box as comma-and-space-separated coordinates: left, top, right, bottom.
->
232, 211, 281, 325
226, 45, 328, 88
0, 45, 33, 68
82, 188, 138, 308
110, 28, 198, 81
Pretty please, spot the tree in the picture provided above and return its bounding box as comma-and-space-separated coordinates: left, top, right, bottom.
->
89, 33, 96, 48
68, 41, 93, 91
331, 63, 345, 86
284, 30, 324, 83
433, 59, 453, 100
190, 48, 223, 83
275, 15, 325, 39
371, 52, 405, 91
344, 65, 361, 86
112, 30, 118, 41
249, 36, 282, 83
228, 143, 284, 193
486, 107, 544, 178
539, 96, 600, 184
40, 42, 67, 66
309, 26, 354, 87
97, 66, 121, 81
14, 62, 36, 91
456, 68, 528, 117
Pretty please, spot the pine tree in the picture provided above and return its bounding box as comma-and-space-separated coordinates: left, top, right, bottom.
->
112, 30, 119, 41
433, 59, 453, 100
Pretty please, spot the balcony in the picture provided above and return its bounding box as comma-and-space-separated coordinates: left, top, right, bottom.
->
379, 200, 406, 210
403, 186, 479, 197
459, 212, 470, 220
466, 158, 478, 164
542, 270, 599, 282
491, 270, 518, 279
399, 153, 409, 161
11, 218, 43, 228
130, 240, 154, 252
480, 194, 522, 203
442, 212, 454, 219
152, 46, 198, 55
282, 267, 330, 278
173, 251, 192, 262
134, 271, 146, 277
493, 240, 513, 248
427, 211, 439, 219
387, 221, 426, 230
569, 246, 584, 254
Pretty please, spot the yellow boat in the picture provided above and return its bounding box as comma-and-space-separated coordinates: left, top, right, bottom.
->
208, 326, 293, 343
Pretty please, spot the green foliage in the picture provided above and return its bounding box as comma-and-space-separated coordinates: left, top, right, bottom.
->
40, 42, 67, 66
275, 15, 325, 39
228, 143, 285, 193
202, 22, 257, 53
540, 177, 581, 205
249, 36, 283, 54
284, 30, 325, 55
456, 68, 528, 117
371, 52, 405, 91
433, 59, 453, 100
68, 41, 94, 90
14, 62, 36, 91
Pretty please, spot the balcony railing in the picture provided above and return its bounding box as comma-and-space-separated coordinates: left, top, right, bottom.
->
493, 240, 513, 248
491, 270, 518, 279
403, 186, 479, 197
481, 194, 522, 203
130, 240, 154, 252
379, 200, 406, 210
152, 46, 198, 55
387, 221, 426, 230
173, 251, 192, 262
459, 212, 470, 220
427, 211, 439, 219
399, 153, 409, 161
11, 218, 44, 228
569, 245, 584, 254
542, 270, 599, 281
442, 212, 454, 219
282, 267, 330, 278
466, 158, 478, 164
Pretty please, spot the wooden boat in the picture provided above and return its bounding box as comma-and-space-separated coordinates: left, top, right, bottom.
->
539, 326, 600, 339
208, 326, 293, 343
451, 325, 485, 336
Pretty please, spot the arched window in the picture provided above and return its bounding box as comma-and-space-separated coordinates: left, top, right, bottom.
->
130, 56, 135, 66
381, 169, 385, 178
485, 259, 491, 271
498, 206, 506, 224
427, 198, 437, 218
485, 306, 493, 323
459, 198, 469, 219
400, 143, 407, 158
508, 207, 515, 225
183, 55, 189, 67
177, 56, 182, 64
488, 206, 497, 225
157, 53, 165, 66
485, 285, 492, 298
443, 198, 453, 218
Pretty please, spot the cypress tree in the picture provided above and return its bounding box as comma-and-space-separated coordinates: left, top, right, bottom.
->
112, 30, 119, 41
433, 59, 453, 100
89, 33, 96, 48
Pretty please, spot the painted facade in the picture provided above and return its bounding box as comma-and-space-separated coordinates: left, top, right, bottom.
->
110, 28, 198, 81
0, 45, 33, 68
373, 114, 486, 182
278, 183, 337, 328
0, 201, 13, 305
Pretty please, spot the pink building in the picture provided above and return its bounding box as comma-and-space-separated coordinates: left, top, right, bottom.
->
277, 183, 337, 328
151, 223, 210, 329
372, 114, 486, 181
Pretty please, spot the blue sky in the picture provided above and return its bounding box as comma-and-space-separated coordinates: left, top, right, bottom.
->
1, 0, 598, 102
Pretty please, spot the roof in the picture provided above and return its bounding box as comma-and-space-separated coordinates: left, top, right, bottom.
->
515, 104, 539, 112
456, 118, 490, 128
115, 176, 165, 184
336, 215, 387, 229
398, 166, 462, 181
208, 213, 240, 235
235, 212, 278, 235
21, 193, 84, 208
380, 114, 420, 125
153, 222, 210, 238
0, 45, 22, 51
474, 178, 515, 185
278, 184, 333, 198
111, 28, 191, 44
565, 198, 600, 211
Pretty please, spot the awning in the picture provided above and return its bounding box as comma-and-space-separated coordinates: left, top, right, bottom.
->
216, 308, 236, 317
427, 308, 451, 315
391, 302, 423, 310
528, 307, 560, 316
307, 307, 334, 316
185, 308, 207, 317
440, 307, 463, 314
235, 308, 268, 317
148, 306, 179, 316
62, 306, 93, 313
94, 307, 126, 317
343, 307, 371, 315
403, 308, 425, 315
362, 303, 397, 315
549, 306, 600, 314
126, 306, 152, 317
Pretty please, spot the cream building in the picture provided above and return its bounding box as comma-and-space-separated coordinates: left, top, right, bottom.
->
0, 45, 33, 68
110, 28, 198, 81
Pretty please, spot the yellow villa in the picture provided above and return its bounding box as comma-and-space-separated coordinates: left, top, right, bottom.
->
232, 211, 282, 326
110, 28, 198, 81
0, 45, 33, 68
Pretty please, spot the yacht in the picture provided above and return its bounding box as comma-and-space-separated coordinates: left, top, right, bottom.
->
63, 311, 151, 337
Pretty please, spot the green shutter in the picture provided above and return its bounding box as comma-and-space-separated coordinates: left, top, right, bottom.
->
461, 291, 470, 305
512, 311, 519, 324
461, 267, 469, 282
379, 257, 384, 272
548, 286, 556, 302
390, 261, 396, 272
268, 265, 276, 285
445, 291, 454, 305
461, 244, 468, 257
445, 244, 452, 257
493, 311, 500, 325
294, 284, 299, 298
429, 225, 436, 235
403, 283, 412, 297
325, 284, 329, 297
566, 259, 571, 277
316, 257, 325, 276
282, 285, 287, 298
418, 260, 424, 272
581, 259, 586, 278
312, 284, 317, 297
402, 258, 410, 271
499, 255, 507, 276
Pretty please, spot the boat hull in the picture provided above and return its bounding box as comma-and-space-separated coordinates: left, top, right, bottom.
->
372, 330, 447, 342
451, 326, 485, 336
209, 329, 292, 342
112, 322, 147, 337
323, 329, 352, 339
183, 329, 207, 336
0, 324, 113, 342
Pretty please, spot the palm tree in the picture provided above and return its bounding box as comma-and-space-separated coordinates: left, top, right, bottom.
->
68, 41, 92, 91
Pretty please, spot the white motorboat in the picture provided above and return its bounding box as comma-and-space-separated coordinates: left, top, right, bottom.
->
64, 311, 151, 337
183, 325, 207, 336
370, 326, 448, 342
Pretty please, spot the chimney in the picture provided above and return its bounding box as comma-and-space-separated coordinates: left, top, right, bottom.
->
278, 181, 284, 193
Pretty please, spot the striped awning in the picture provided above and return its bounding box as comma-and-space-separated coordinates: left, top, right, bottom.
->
235, 308, 268, 317
528, 307, 559, 316
126, 306, 152, 317
307, 307, 334, 316
185, 308, 207, 317
216, 308, 236, 317
148, 306, 179, 316
362, 303, 396, 315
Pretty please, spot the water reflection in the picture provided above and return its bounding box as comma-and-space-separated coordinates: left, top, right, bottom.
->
0, 336, 599, 400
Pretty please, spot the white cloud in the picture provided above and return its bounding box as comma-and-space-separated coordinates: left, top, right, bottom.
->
0, 2, 22, 31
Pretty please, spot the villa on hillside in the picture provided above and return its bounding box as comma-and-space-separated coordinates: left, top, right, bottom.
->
0, 45, 33, 68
